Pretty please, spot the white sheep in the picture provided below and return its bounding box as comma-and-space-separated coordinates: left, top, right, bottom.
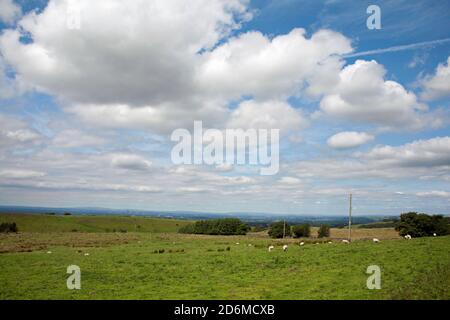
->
47, 251, 52, 254
433, 233, 437, 237
268, 245, 274, 252
404, 234, 412, 240
299, 242, 305, 246
282, 245, 288, 252
236, 242, 240, 245
373, 238, 380, 243
342, 239, 350, 244
328, 241, 333, 244
84, 253, 90, 256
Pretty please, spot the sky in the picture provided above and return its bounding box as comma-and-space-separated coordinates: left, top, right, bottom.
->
0, 0, 449, 216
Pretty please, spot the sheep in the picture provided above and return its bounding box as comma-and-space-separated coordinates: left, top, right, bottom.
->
248, 244, 252, 247
299, 242, 305, 246
236, 242, 240, 245
84, 253, 90, 256
328, 241, 333, 244
268, 245, 274, 252
47, 251, 52, 254
342, 239, 350, 244
404, 234, 412, 240
373, 238, 380, 243
433, 233, 437, 237
282, 245, 288, 252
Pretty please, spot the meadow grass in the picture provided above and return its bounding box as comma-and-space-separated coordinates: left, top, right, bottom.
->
1, 231, 449, 300
0, 213, 192, 233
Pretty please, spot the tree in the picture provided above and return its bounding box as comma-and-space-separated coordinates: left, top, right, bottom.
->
178, 218, 250, 235
292, 224, 311, 238
395, 212, 450, 237
317, 224, 330, 238
268, 221, 291, 239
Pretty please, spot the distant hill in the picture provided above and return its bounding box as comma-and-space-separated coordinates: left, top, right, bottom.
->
0, 213, 192, 233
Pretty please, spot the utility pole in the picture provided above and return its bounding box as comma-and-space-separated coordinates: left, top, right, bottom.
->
348, 194, 352, 242
283, 220, 286, 238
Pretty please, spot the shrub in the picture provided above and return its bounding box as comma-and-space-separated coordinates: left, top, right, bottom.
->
317, 224, 330, 238
63, 212, 72, 216
292, 224, 311, 238
395, 212, 450, 237
268, 221, 291, 239
178, 218, 249, 235
0, 222, 18, 233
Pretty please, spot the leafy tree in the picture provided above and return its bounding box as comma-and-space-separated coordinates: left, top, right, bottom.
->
178, 218, 249, 235
0, 222, 18, 233
395, 212, 450, 237
268, 221, 291, 239
317, 224, 330, 238
292, 224, 311, 238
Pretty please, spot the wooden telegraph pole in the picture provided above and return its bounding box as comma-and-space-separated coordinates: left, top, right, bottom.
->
348, 194, 352, 242
283, 220, 286, 238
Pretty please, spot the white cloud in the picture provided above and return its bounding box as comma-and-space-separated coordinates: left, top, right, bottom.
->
52, 130, 106, 148
109, 153, 152, 171
327, 131, 374, 149
420, 56, 450, 100
361, 136, 450, 167
319, 60, 437, 130
416, 191, 450, 198
0, 114, 41, 148
0, 0, 21, 24
227, 99, 307, 133
197, 28, 352, 100
0, 169, 45, 179
0, 0, 249, 106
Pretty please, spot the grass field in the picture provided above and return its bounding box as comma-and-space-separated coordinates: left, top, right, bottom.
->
0, 213, 192, 233
0, 214, 449, 300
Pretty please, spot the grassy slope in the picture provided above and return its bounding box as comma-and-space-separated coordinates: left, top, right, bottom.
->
1, 232, 449, 299
0, 213, 192, 233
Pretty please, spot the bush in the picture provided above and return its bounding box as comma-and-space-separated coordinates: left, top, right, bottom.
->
395, 212, 450, 237
178, 218, 250, 235
292, 224, 311, 238
63, 212, 72, 216
268, 221, 291, 239
317, 224, 330, 238
0, 222, 18, 233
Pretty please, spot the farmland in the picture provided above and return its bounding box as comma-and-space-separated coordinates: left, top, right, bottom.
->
0, 214, 449, 300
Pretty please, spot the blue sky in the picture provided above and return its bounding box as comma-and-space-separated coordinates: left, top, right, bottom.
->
0, 0, 449, 216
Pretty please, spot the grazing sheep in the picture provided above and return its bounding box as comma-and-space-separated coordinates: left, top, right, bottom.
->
404, 234, 412, 240
268, 245, 274, 252
299, 242, 305, 246
282, 245, 288, 252
342, 239, 350, 244
84, 253, 90, 256
248, 244, 252, 247
433, 233, 437, 237
373, 238, 380, 243
47, 251, 52, 254
328, 241, 333, 244
236, 242, 240, 245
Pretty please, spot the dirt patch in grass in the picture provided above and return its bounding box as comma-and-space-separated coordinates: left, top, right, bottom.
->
0, 232, 141, 253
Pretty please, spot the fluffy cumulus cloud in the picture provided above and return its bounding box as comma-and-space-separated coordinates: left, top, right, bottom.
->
227, 100, 307, 132
0, 0, 21, 24
196, 28, 352, 100
327, 131, 374, 149
420, 56, 450, 100
361, 136, 450, 168
319, 60, 438, 131
0, 0, 354, 134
